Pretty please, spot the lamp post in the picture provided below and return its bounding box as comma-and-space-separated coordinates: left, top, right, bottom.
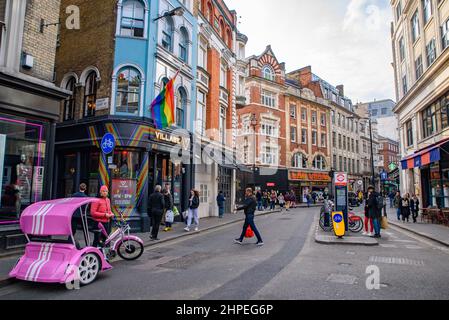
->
251, 114, 258, 191
154, 7, 185, 21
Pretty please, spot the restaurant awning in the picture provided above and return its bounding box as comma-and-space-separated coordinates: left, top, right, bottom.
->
401, 138, 449, 170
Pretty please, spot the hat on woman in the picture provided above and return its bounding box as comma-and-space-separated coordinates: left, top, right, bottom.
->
100, 185, 109, 193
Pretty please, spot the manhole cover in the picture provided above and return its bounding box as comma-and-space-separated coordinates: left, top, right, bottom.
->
326, 274, 357, 285
157, 252, 215, 270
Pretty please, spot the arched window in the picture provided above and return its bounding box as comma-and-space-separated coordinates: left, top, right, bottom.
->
162, 16, 174, 52
207, 2, 213, 23
176, 87, 187, 128
263, 65, 275, 81
120, 0, 145, 37
313, 155, 326, 170
161, 77, 170, 87
219, 19, 225, 39
292, 153, 307, 169
179, 27, 189, 63
83, 71, 97, 117
115, 67, 141, 115
226, 28, 232, 49
63, 77, 77, 121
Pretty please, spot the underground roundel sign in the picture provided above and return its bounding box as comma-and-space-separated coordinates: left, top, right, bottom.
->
335, 172, 348, 186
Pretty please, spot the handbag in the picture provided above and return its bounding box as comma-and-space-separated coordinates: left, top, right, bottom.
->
173, 206, 180, 217
381, 216, 389, 229
165, 210, 174, 223
245, 226, 255, 238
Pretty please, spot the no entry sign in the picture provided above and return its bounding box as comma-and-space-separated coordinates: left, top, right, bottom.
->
335, 172, 348, 186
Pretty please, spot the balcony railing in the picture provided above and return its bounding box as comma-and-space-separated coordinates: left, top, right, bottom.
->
220, 86, 229, 105
197, 67, 209, 89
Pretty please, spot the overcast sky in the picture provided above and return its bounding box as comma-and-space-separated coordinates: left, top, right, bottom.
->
225, 0, 395, 103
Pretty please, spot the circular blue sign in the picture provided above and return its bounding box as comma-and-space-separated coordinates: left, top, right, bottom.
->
101, 133, 116, 154
333, 214, 343, 223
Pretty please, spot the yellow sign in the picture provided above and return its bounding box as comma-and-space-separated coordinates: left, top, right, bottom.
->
154, 131, 190, 150
288, 171, 331, 182
332, 211, 345, 238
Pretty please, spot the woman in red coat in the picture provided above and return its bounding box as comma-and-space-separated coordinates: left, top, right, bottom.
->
91, 186, 114, 247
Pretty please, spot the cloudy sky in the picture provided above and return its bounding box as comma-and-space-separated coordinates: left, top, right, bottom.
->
225, 0, 395, 103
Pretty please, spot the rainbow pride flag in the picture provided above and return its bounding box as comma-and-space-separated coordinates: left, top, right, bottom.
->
150, 74, 177, 129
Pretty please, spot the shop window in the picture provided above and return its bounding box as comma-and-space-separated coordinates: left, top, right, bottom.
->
120, 0, 145, 38
111, 150, 141, 180
63, 77, 77, 121
116, 67, 141, 115
0, 115, 47, 222
83, 71, 97, 118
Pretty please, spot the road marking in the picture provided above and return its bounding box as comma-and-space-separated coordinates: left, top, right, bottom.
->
389, 239, 418, 244
380, 244, 398, 248
405, 245, 424, 250
369, 256, 425, 266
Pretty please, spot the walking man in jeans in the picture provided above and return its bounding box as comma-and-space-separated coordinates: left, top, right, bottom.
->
234, 188, 264, 246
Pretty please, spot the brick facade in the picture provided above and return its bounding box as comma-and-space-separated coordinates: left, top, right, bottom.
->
20, 0, 62, 82
55, 0, 116, 121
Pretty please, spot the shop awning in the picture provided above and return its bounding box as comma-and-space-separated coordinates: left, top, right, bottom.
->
401, 138, 449, 170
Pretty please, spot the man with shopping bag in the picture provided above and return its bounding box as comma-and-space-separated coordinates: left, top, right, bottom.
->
234, 188, 264, 246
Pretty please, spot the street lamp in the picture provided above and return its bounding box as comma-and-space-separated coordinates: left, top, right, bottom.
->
250, 114, 258, 191
154, 7, 185, 21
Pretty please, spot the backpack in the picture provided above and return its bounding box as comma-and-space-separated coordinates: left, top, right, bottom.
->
376, 194, 384, 210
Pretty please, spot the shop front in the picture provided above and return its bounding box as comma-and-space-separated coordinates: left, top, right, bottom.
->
288, 170, 332, 203
0, 72, 69, 249
401, 138, 449, 209
55, 117, 193, 232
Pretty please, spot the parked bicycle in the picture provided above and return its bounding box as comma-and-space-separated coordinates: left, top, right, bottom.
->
319, 202, 364, 233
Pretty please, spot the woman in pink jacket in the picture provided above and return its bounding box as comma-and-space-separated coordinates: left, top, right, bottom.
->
91, 186, 114, 247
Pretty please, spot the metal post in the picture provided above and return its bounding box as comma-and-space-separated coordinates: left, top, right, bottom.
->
369, 119, 375, 188
253, 128, 256, 191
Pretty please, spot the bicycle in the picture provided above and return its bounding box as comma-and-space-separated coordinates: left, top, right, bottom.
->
319, 202, 364, 233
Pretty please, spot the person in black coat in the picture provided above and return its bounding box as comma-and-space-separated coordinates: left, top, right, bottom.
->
148, 185, 165, 241
163, 189, 174, 231
185, 189, 200, 232
367, 186, 382, 238
411, 194, 420, 223
234, 188, 264, 246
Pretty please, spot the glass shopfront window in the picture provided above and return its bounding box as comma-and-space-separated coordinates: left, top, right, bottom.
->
111, 150, 141, 210
0, 115, 47, 222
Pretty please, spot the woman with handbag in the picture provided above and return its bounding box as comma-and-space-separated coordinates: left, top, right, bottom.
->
163, 189, 174, 232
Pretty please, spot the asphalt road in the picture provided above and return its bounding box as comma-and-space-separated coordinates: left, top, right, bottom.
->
1, 206, 449, 300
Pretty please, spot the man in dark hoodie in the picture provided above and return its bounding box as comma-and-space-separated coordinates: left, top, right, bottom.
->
367, 186, 382, 238
234, 188, 264, 246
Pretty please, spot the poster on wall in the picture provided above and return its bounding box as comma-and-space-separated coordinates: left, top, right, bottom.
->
0, 135, 5, 202
31, 166, 44, 203
111, 179, 136, 207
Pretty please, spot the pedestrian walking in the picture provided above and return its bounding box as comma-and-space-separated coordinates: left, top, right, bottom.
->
278, 193, 285, 212
262, 191, 269, 210
256, 190, 263, 211
394, 191, 402, 221
402, 194, 411, 223
411, 194, 420, 223
72, 183, 88, 198
217, 191, 226, 218
285, 192, 291, 211
234, 188, 264, 246
148, 185, 165, 241
290, 191, 297, 208
388, 191, 395, 208
312, 192, 317, 204
91, 186, 114, 247
306, 193, 312, 208
270, 191, 277, 211
163, 189, 174, 232
185, 189, 200, 232
367, 186, 382, 238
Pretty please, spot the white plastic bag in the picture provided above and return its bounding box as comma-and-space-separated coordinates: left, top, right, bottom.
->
166, 210, 174, 223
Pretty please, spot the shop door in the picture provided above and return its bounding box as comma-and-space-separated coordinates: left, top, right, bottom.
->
218, 167, 232, 213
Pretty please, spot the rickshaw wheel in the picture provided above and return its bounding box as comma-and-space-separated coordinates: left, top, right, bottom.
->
78, 253, 100, 286
117, 240, 144, 261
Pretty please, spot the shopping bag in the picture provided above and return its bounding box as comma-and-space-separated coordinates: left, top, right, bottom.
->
381, 216, 389, 229
245, 226, 255, 238
165, 210, 174, 224
173, 206, 180, 217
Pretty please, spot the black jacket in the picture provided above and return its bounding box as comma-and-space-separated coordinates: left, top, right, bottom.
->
236, 196, 257, 216
367, 192, 381, 218
148, 192, 165, 216
189, 196, 200, 210
164, 193, 173, 211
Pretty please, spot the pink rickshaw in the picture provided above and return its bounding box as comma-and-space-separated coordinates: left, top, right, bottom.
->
9, 198, 144, 286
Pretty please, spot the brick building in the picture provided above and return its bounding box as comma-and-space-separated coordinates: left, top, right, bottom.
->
0, 0, 69, 249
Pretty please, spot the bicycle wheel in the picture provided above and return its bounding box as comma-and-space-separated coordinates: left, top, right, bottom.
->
349, 219, 364, 233
319, 213, 333, 232
117, 239, 144, 261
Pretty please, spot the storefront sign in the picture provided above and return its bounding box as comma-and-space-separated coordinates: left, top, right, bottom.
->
96, 98, 109, 111
154, 131, 190, 151
0, 135, 5, 202
111, 179, 136, 207
267, 183, 276, 187
101, 133, 116, 154
289, 171, 332, 182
